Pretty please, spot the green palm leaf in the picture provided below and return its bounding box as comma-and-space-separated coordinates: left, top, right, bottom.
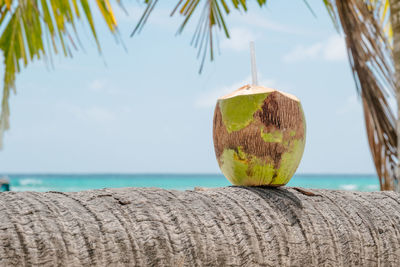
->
0, 0, 121, 148
132, 0, 267, 72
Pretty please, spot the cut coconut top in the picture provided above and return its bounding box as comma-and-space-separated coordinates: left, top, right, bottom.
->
219, 85, 300, 102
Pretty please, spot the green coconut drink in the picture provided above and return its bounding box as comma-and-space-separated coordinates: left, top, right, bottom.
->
213, 85, 306, 186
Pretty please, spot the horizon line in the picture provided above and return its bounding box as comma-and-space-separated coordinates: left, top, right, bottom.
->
0, 172, 377, 176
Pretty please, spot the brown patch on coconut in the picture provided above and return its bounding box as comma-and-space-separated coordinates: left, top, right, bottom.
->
258, 92, 301, 130
256, 91, 305, 140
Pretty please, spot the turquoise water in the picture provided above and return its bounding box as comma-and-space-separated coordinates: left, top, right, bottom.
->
1, 174, 380, 192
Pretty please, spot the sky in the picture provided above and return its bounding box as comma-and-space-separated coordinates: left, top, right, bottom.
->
0, 1, 376, 174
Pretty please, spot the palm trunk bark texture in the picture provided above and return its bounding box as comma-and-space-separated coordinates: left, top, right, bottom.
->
0, 187, 400, 266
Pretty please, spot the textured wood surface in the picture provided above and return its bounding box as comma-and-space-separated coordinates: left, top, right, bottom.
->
0, 187, 400, 266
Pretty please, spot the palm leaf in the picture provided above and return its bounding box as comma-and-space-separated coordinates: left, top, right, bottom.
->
0, 0, 121, 148
325, 0, 397, 190
131, 0, 267, 72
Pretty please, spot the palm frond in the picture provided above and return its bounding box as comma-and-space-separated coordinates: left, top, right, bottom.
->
325, 0, 397, 190
131, 0, 267, 72
0, 0, 121, 148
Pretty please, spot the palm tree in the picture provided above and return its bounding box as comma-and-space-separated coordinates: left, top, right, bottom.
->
0, 0, 398, 191
322, 0, 398, 191
389, 0, 400, 192
307, 1, 398, 191
1, 186, 400, 265
0, 0, 120, 148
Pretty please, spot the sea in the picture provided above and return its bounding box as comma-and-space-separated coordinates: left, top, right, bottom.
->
1, 174, 380, 192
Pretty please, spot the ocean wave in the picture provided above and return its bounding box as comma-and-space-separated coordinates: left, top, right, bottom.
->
18, 178, 43, 186
365, 184, 379, 191
339, 184, 358, 191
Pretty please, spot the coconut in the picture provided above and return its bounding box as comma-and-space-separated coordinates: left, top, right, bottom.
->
212, 84, 306, 186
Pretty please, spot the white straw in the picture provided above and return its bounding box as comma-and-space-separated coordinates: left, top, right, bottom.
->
250, 41, 258, 86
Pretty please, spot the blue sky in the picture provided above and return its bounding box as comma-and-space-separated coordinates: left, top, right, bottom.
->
0, 1, 375, 174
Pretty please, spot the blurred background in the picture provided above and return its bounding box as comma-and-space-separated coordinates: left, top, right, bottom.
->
0, 1, 380, 191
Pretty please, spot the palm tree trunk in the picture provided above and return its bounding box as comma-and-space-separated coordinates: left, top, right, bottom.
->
0, 187, 400, 266
391, 0, 400, 192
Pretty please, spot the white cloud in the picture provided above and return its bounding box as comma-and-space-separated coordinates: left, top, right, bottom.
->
87, 79, 121, 95
195, 76, 276, 108
221, 28, 258, 52
69, 106, 116, 123
89, 79, 106, 91
120, 4, 301, 35
283, 43, 323, 62
233, 13, 306, 35
220, 14, 307, 53
284, 35, 346, 62
336, 95, 360, 115
323, 35, 347, 61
